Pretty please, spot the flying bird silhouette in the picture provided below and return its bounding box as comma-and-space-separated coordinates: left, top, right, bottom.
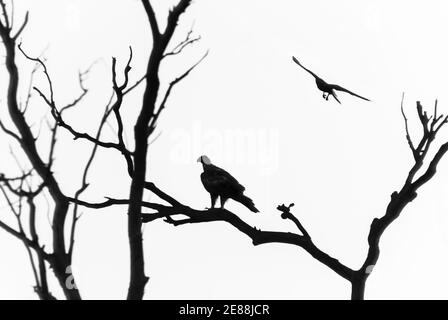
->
197, 155, 259, 213
292, 56, 370, 104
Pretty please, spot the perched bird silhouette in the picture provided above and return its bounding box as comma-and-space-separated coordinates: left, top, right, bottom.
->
197, 155, 259, 213
292, 56, 370, 104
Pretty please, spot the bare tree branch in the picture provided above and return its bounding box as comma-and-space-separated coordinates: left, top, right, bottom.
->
123, 74, 147, 95
18, 44, 133, 160
163, 25, 201, 58
124, 0, 197, 299
141, 200, 354, 281
277, 203, 310, 239
401, 93, 417, 160
148, 50, 208, 135
12, 10, 28, 40
0, 167, 56, 299
351, 97, 448, 299
163, 0, 193, 41
137, 97, 448, 301
111, 47, 135, 175
0, 0, 10, 29
69, 97, 116, 256
0, 7, 81, 299
141, 0, 160, 40
0, 118, 21, 142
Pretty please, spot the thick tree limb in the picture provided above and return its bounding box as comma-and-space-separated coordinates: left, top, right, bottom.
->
125, 0, 197, 299
141, 202, 354, 281
351, 98, 448, 299
163, 0, 192, 42
144, 181, 181, 206
141, 0, 160, 40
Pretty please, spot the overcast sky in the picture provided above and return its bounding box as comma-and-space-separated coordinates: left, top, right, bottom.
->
2, 0, 448, 299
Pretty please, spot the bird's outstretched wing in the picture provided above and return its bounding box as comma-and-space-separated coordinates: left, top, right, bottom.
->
292, 56, 320, 80
331, 84, 370, 101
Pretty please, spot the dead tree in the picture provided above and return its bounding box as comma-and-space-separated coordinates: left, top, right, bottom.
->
123, 0, 206, 299
0, 0, 205, 299
0, 1, 82, 299
126, 96, 447, 300
0, 1, 114, 296
2, 0, 447, 301
70, 95, 448, 299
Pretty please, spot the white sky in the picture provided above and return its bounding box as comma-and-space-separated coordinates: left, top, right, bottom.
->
1, 0, 448, 299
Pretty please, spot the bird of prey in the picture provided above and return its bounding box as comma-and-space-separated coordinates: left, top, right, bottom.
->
291, 56, 370, 104
197, 155, 259, 213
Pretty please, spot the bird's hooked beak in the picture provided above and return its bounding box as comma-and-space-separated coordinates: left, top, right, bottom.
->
197, 155, 211, 165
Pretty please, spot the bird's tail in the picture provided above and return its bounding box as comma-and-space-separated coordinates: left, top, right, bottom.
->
234, 194, 259, 213
332, 90, 341, 104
